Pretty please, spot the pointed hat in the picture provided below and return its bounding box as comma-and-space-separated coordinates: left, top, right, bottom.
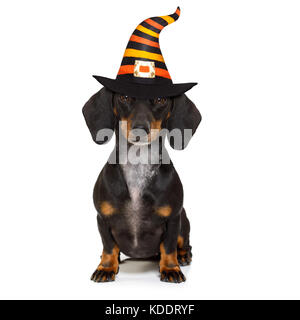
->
93, 7, 197, 98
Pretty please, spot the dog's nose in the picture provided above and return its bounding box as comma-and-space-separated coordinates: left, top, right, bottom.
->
132, 124, 150, 135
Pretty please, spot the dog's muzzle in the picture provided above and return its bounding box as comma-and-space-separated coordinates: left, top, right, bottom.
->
128, 127, 150, 145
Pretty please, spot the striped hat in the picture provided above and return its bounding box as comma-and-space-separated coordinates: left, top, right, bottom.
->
93, 7, 197, 99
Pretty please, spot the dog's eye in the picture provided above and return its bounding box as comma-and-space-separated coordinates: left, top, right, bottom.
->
154, 97, 167, 105
119, 95, 130, 103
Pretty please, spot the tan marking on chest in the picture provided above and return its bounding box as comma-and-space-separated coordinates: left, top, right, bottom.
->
100, 201, 116, 216
156, 205, 172, 217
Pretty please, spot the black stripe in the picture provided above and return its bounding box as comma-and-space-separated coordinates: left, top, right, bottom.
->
140, 21, 161, 34
126, 41, 162, 54
151, 17, 168, 27
120, 57, 168, 70
133, 29, 159, 43
169, 13, 179, 21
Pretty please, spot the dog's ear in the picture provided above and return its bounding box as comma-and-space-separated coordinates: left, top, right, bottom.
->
82, 87, 115, 144
166, 94, 201, 150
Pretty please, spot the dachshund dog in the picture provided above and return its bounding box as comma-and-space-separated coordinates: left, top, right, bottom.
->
83, 87, 201, 283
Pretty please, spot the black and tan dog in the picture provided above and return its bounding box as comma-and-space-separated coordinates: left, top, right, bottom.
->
83, 88, 201, 283
83, 7, 201, 283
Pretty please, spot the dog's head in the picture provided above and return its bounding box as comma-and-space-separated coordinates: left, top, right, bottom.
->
83, 87, 201, 150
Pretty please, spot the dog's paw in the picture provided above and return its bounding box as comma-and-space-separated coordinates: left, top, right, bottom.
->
90, 267, 119, 283
160, 267, 186, 283
177, 247, 192, 266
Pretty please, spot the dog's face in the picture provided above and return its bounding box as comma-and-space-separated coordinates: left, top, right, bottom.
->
113, 94, 171, 145
83, 87, 201, 150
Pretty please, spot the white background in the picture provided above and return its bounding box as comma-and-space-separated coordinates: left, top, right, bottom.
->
0, 0, 300, 300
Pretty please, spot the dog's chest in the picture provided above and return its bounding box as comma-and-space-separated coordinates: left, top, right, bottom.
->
121, 163, 157, 246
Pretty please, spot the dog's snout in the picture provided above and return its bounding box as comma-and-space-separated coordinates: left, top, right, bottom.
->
130, 122, 150, 144
132, 124, 150, 135
126, 102, 154, 144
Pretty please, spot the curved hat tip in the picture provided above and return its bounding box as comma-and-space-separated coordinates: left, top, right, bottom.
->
174, 6, 181, 20
160, 6, 181, 24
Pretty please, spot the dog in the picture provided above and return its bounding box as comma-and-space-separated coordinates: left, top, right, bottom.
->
83, 87, 201, 283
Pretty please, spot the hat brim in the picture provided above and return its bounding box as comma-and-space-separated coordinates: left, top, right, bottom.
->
93, 76, 197, 99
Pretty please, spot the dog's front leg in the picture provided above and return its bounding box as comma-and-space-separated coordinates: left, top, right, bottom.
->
91, 214, 119, 283
160, 214, 186, 283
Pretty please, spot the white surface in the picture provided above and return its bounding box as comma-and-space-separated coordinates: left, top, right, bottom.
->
0, 0, 300, 299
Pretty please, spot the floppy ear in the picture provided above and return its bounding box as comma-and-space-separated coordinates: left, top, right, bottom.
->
82, 87, 115, 144
166, 94, 201, 150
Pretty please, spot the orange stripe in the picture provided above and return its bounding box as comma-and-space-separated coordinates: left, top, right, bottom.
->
118, 65, 171, 79
145, 18, 164, 30
129, 35, 160, 48
176, 8, 180, 16
155, 68, 171, 79
118, 65, 134, 75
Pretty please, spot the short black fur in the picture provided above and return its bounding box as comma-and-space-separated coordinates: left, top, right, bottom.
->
83, 88, 201, 283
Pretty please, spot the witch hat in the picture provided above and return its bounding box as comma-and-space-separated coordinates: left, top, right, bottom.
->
93, 7, 197, 99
